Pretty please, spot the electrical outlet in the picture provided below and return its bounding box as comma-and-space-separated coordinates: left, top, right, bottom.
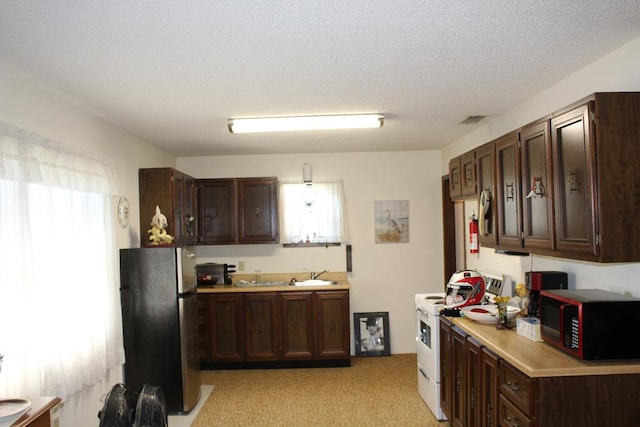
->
239, 261, 245, 271
624, 291, 633, 297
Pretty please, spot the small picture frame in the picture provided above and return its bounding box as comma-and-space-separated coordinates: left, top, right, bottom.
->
354, 312, 391, 357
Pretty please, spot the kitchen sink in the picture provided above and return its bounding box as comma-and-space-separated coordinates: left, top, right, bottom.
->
294, 280, 338, 286
235, 280, 287, 287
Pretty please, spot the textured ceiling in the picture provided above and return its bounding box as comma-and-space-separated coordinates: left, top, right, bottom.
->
1, 1, 640, 156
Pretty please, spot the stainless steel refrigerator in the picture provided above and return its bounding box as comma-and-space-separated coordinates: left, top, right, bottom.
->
119, 246, 201, 414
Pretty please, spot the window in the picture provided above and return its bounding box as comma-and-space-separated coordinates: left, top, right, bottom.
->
0, 121, 123, 401
279, 181, 349, 245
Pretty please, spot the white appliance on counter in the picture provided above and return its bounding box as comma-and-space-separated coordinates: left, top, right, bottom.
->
415, 271, 509, 421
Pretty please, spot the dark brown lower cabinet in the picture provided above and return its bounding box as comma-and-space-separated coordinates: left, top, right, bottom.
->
198, 290, 350, 368
316, 290, 350, 359
441, 317, 640, 427
480, 347, 499, 427
199, 293, 244, 362
440, 317, 453, 420
442, 321, 499, 427
281, 291, 315, 360
451, 326, 467, 427
245, 292, 280, 361
465, 337, 483, 427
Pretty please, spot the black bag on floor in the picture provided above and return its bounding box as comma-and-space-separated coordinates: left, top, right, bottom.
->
133, 384, 168, 427
98, 383, 137, 427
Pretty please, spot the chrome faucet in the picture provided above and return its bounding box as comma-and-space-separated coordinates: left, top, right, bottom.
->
311, 270, 329, 280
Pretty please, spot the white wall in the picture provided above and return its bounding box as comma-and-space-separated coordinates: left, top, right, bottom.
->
0, 60, 175, 427
441, 35, 640, 296
178, 151, 445, 356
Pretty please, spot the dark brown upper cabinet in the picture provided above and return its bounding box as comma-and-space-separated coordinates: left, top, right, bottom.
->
197, 178, 237, 244
475, 142, 497, 247
551, 103, 597, 258
449, 92, 640, 262
449, 157, 463, 199
139, 167, 198, 247
449, 152, 477, 201
461, 151, 477, 197
495, 131, 523, 249
237, 177, 279, 243
589, 92, 640, 262
198, 177, 279, 245
520, 118, 555, 252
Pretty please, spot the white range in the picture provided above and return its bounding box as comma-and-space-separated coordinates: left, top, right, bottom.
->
415, 272, 508, 421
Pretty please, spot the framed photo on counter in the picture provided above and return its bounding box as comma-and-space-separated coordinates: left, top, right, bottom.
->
354, 312, 390, 357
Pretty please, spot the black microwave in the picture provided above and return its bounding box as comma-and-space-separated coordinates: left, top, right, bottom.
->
540, 289, 640, 360
196, 262, 236, 286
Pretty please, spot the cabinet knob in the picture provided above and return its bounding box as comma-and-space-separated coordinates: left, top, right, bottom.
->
505, 182, 515, 201
506, 415, 522, 427
254, 207, 260, 214
506, 380, 522, 392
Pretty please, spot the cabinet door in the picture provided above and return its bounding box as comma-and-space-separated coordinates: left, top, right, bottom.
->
465, 337, 483, 427
183, 175, 198, 244
139, 168, 197, 247
238, 177, 279, 243
197, 295, 211, 362
245, 293, 280, 361
461, 151, 477, 197
521, 119, 554, 251
481, 347, 500, 427
315, 291, 350, 359
139, 168, 176, 247
449, 157, 463, 199
551, 103, 598, 257
171, 171, 198, 245
440, 317, 453, 420
281, 292, 315, 360
495, 131, 523, 248
171, 171, 186, 245
499, 360, 536, 417
198, 179, 237, 244
451, 326, 467, 427
208, 294, 244, 361
475, 142, 497, 247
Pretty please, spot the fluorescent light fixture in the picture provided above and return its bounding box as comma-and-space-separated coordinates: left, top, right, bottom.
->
228, 114, 384, 133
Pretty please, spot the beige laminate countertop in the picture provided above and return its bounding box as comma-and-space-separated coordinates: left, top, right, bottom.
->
197, 272, 350, 293
450, 316, 640, 378
198, 281, 350, 293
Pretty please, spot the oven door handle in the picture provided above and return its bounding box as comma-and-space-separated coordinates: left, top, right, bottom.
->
418, 367, 431, 380
416, 307, 429, 317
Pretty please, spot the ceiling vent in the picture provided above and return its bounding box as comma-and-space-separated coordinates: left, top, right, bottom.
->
461, 115, 486, 125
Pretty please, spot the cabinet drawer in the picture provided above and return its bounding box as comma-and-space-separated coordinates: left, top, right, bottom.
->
499, 394, 533, 427
499, 360, 535, 416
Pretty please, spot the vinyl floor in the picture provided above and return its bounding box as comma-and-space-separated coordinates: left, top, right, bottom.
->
189, 354, 448, 427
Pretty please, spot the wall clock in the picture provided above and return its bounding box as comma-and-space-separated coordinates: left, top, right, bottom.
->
117, 196, 130, 228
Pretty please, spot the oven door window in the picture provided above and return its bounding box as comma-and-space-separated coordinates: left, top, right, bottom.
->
419, 318, 431, 349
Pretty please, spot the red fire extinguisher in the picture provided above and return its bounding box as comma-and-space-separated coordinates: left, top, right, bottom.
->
469, 214, 479, 254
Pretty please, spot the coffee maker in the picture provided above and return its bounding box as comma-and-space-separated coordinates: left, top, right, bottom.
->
525, 271, 568, 317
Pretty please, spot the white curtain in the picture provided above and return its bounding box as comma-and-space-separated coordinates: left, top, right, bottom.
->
279, 181, 349, 244
0, 121, 124, 402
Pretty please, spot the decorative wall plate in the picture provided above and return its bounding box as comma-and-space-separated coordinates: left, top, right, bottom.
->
117, 196, 130, 228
